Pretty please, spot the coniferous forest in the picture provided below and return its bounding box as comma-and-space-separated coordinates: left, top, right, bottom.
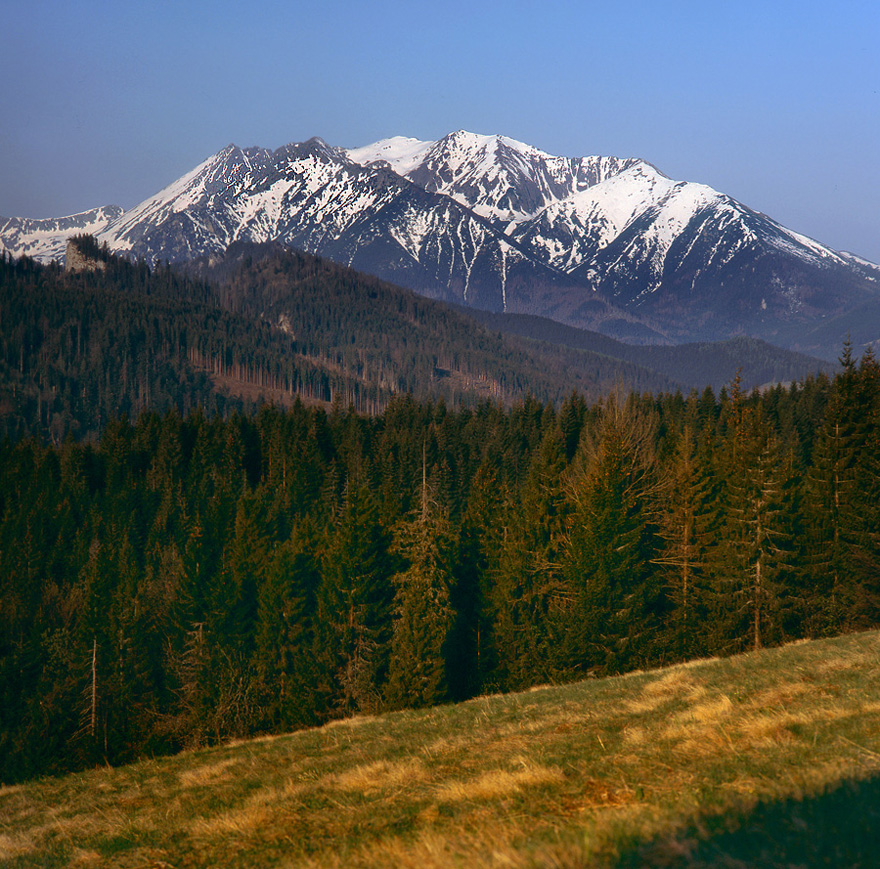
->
2, 342, 880, 785
0, 241, 674, 444
0, 239, 831, 446
0, 240, 876, 786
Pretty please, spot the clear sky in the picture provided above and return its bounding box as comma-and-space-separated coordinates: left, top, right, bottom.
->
3, 0, 878, 262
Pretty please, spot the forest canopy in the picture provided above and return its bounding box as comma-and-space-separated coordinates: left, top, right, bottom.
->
2, 344, 879, 785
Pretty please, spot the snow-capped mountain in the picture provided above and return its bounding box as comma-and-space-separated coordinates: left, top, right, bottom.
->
0, 206, 123, 262
3, 130, 879, 356
346, 130, 641, 228
88, 136, 611, 318
345, 132, 880, 345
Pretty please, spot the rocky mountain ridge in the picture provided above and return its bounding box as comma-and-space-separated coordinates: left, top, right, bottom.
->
3, 131, 878, 359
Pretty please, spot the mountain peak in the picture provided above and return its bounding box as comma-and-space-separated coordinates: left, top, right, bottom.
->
442, 128, 495, 146
345, 136, 432, 174
274, 136, 344, 164
3, 131, 879, 360
301, 135, 332, 153
431, 130, 514, 161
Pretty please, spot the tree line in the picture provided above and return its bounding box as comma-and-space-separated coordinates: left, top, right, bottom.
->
1, 345, 878, 784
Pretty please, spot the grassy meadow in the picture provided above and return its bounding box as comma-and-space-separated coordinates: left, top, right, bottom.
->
2, 630, 880, 868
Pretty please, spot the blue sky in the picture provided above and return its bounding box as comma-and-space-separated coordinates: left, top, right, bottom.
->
3, 0, 878, 261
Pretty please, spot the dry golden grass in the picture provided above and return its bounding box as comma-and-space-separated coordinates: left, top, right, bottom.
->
434, 758, 564, 802
4, 630, 880, 868
688, 693, 733, 723
421, 733, 474, 758
333, 758, 428, 793
643, 667, 702, 698
0, 831, 37, 860
177, 757, 240, 788
191, 800, 277, 839
624, 668, 707, 715
299, 819, 530, 869
67, 849, 103, 866
323, 714, 381, 729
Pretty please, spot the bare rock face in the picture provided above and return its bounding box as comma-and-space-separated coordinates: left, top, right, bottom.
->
65, 238, 107, 273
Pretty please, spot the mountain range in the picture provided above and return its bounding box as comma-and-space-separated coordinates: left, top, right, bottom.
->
3, 130, 878, 360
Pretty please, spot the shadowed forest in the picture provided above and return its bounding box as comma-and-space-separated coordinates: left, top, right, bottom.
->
0, 241, 830, 444
2, 341, 879, 785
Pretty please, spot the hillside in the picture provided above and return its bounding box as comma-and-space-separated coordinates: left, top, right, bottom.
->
458, 307, 834, 391
189, 242, 833, 393
5, 360, 880, 785
0, 249, 320, 442
2, 295, 880, 865
0, 242, 678, 442
1, 236, 834, 443
183, 242, 683, 402
2, 630, 879, 867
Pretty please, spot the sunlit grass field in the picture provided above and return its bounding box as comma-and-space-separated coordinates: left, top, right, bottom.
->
3, 631, 880, 867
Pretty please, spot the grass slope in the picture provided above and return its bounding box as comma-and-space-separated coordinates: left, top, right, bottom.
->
3, 631, 880, 867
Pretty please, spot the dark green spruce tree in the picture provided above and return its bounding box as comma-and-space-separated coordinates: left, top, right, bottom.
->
313, 481, 396, 717
562, 395, 664, 674
490, 421, 571, 689
654, 422, 716, 659
385, 451, 458, 709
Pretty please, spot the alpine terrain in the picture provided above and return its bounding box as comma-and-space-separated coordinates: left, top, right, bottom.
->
3, 131, 879, 358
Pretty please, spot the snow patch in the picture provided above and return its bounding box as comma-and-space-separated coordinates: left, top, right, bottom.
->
346, 136, 433, 174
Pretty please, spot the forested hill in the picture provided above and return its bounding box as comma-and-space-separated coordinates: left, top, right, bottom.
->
0, 241, 678, 442
459, 308, 835, 392
1, 238, 832, 442
190, 242, 832, 395
184, 241, 681, 403
2, 350, 879, 785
